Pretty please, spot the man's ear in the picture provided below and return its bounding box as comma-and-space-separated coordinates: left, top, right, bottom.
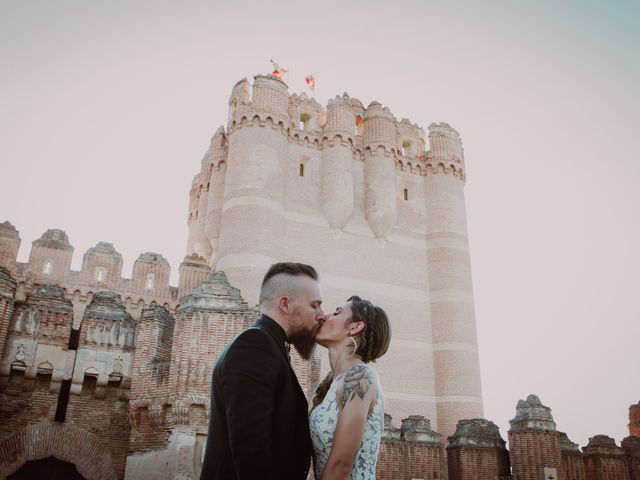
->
277, 295, 290, 314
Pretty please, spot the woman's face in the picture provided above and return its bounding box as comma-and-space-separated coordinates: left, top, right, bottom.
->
315, 301, 353, 347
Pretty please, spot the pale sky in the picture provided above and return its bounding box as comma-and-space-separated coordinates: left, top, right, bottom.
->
1, 0, 638, 447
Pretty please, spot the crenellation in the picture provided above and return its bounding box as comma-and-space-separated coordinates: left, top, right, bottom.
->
289, 92, 324, 132
250, 74, 290, 122
0, 222, 21, 273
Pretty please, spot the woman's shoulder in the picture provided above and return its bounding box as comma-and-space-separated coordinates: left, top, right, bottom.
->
334, 364, 379, 409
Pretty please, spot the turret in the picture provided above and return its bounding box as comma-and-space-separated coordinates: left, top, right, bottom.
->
177, 254, 210, 299
170, 271, 253, 416
28, 229, 74, 282
376, 415, 446, 480
0, 284, 73, 394
321, 94, 356, 232
75, 291, 135, 398
186, 173, 212, 260
0, 222, 20, 270
250, 74, 290, 122
203, 127, 228, 266
630, 401, 640, 437
80, 242, 123, 287
215, 75, 290, 303
423, 122, 482, 438
426, 122, 465, 179
508, 395, 564, 480
362, 101, 398, 240
583, 435, 629, 479
132, 252, 170, 298
227, 78, 251, 126
129, 305, 174, 405
0, 267, 16, 360
446, 419, 510, 480
559, 432, 586, 479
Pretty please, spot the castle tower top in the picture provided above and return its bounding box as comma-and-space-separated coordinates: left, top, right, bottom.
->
363, 101, 396, 151
135, 252, 169, 267
85, 290, 130, 322
0, 222, 19, 240
251, 74, 290, 121
400, 415, 441, 444
32, 229, 73, 251
630, 401, 640, 437
448, 419, 506, 448
177, 270, 249, 313
509, 394, 557, 431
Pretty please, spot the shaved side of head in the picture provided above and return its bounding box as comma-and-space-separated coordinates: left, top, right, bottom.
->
259, 262, 318, 309
259, 274, 303, 308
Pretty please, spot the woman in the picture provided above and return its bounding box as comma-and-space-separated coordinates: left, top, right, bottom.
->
309, 296, 392, 479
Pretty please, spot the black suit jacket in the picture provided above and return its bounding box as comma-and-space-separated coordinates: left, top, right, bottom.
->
200, 315, 312, 480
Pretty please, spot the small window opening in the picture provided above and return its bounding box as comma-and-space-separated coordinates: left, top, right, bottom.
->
43, 260, 53, 275
300, 113, 311, 131
95, 267, 106, 283
145, 272, 155, 290
402, 139, 413, 156
403, 188, 409, 201
81, 373, 98, 396
355, 115, 363, 135
299, 163, 305, 177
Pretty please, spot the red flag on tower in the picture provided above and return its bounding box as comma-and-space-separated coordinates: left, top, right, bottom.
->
305, 73, 316, 93
270, 59, 288, 82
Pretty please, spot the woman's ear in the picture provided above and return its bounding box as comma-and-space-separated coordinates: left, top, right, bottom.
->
350, 321, 365, 336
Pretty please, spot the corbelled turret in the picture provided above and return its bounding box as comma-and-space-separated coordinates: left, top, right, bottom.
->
362, 101, 398, 240
427, 122, 465, 181
203, 127, 228, 266
321, 94, 356, 232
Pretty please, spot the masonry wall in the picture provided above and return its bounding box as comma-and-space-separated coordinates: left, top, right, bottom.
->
508, 430, 564, 480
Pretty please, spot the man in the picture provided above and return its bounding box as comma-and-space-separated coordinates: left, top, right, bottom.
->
200, 262, 324, 480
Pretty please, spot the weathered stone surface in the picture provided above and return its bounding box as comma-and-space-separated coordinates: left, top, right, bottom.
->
177, 271, 247, 312
448, 418, 506, 448
509, 393, 557, 431
32, 229, 73, 250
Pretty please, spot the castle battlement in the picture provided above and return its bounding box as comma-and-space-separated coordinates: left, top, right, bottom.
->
220, 75, 459, 167
0, 223, 212, 315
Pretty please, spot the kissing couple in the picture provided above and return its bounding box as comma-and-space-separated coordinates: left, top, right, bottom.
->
200, 262, 392, 479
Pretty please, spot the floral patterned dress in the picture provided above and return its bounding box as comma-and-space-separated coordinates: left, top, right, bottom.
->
309, 370, 384, 479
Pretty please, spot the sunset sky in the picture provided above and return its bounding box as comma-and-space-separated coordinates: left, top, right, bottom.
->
1, 0, 639, 447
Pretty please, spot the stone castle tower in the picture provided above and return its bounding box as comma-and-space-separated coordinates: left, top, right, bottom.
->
185, 74, 483, 437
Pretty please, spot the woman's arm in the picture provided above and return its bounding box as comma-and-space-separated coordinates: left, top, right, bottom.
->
319, 365, 378, 480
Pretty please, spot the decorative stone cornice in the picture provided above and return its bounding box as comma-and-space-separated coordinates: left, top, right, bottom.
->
559, 431, 581, 452
32, 229, 73, 251
509, 394, 557, 432
135, 252, 170, 266
0, 221, 20, 240
177, 270, 248, 312
400, 415, 442, 444
583, 435, 626, 457
448, 418, 506, 448
85, 290, 130, 321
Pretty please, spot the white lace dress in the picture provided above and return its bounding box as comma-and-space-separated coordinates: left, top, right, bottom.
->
309, 373, 384, 479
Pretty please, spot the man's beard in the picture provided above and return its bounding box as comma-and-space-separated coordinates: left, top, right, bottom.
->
289, 328, 317, 360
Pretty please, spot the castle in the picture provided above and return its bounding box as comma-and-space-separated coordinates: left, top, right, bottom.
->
0, 74, 638, 479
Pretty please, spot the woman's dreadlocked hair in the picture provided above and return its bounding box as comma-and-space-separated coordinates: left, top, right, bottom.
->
312, 295, 391, 408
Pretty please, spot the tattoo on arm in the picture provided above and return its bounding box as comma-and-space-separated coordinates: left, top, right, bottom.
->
338, 365, 374, 409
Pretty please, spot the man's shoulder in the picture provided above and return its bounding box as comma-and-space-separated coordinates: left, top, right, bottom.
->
222, 326, 280, 361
